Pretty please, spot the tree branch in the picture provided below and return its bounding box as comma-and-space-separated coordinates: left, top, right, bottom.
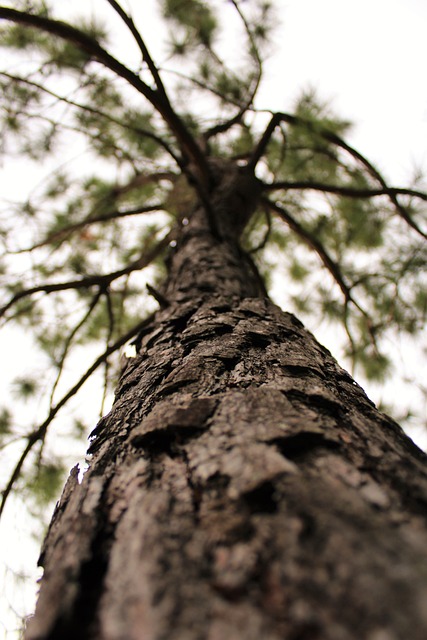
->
0, 7, 155, 97
249, 206, 272, 253
16, 203, 165, 253
160, 67, 242, 109
248, 112, 281, 171
48, 290, 104, 407
263, 196, 354, 303
0, 312, 156, 519
263, 180, 427, 202
0, 7, 210, 183
274, 112, 427, 239
247, 110, 426, 237
203, 0, 263, 142
264, 195, 383, 350
0, 71, 182, 167
104, 0, 168, 98
0, 230, 173, 319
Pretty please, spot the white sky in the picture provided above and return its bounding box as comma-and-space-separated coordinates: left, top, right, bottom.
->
1, 0, 426, 637
265, 0, 427, 181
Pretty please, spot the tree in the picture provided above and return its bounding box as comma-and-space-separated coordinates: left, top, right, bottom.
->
0, 1, 426, 638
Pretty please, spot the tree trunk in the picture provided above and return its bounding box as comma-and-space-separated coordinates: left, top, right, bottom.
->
26, 165, 427, 640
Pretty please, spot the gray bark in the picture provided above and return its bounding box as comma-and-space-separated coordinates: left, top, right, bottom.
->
26, 164, 427, 640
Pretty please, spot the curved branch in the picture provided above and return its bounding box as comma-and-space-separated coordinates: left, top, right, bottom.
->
104, 0, 168, 98
0, 312, 156, 519
0, 71, 183, 167
0, 7, 155, 97
160, 67, 242, 109
229, 0, 263, 74
48, 290, 104, 407
263, 196, 354, 304
275, 112, 427, 239
263, 180, 427, 202
203, 94, 253, 141
249, 206, 272, 253
204, 0, 263, 141
248, 112, 281, 171
246, 109, 426, 237
0, 7, 210, 181
265, 196, 384, 354
100, 287, 115, 416
343, 299, 358, 369
0, 230, 173, 318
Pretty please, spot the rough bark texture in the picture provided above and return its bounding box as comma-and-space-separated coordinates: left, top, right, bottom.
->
26, 165, 427, 640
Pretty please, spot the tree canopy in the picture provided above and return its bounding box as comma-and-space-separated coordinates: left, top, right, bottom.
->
0, 0, 426, 632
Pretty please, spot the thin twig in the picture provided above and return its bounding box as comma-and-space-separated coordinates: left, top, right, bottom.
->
248, 112, 281, 171
48, 289, 104, 407
0, 314, 157, 519
159, 66, 242, 108
263, 196, 354, 304
99, 288, 115, 416
249, 207, 272, 253
204, 0, 263, 141
14, 203, 165, 253
0, 71, 182, 166
104, 0, 168, 98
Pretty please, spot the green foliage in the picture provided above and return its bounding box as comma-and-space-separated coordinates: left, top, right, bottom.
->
289, 260, 309, 282
162, 0, 218, 48
12, 376, 40, 401
6, 0, 52, 17
353, 348, 392, 383
1, 12, 108, 69
26, 460, 66, 507
0, 406, 12, 435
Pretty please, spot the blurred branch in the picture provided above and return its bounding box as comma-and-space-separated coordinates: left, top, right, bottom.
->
343, 300, 358, 371
100, 287, 115, 416
0, 8, 210, 181
0, 72, 182, 165
202, 95, 253, 141
0, 311, 156, 519
249, 206, 272, 253
263, 196, 354, 304
263, 180, 427, 202
15, 203, 165, 253
160, 67, 242, 108
48, 289, 104, 407
0, 7, 157, 98
248, 112, 281, 171
104, 0, 168, 98
0, 230, 173, 319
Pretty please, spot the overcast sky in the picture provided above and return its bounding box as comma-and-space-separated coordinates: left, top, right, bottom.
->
263, 0, 427, 182
1, 1, 426, 637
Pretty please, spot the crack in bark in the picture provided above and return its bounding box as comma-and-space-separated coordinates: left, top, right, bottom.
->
272, 432, 341, 462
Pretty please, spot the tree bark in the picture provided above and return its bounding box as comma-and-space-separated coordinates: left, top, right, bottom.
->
26, 165, 427, 640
